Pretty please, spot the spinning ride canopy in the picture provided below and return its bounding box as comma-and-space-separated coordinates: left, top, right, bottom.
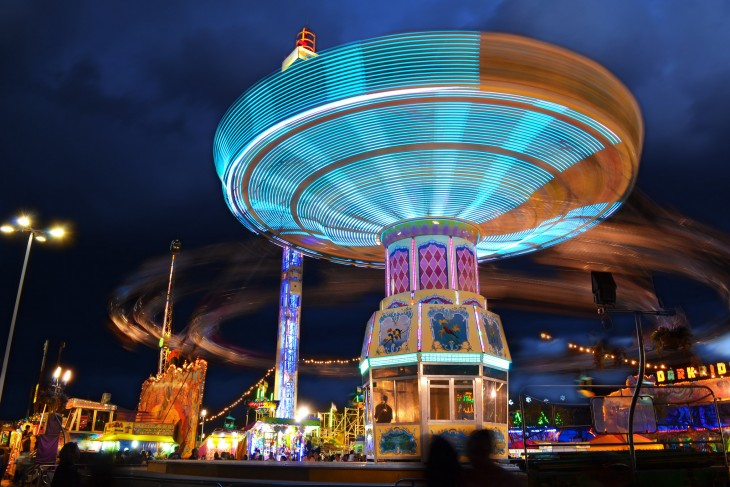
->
214, 32, 642, 267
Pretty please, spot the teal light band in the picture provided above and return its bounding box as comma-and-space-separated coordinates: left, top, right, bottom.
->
359, 359, 370, 375
368, 353, 420, 368
482, 354, 511, 370
214, 31, 639, 266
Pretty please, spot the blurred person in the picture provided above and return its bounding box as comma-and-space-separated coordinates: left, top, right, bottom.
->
20, 425, 32, 452
51, 442, 80, 487
464, 430, 523, 487
167, 446, 181, 459
374, 395, 393, 423
187, 447, 199, 460
426, 435, 462, 487
213, 451, 220, 460
86, 451, 116, 487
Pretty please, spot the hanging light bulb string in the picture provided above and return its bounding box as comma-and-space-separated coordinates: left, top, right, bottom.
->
207, 355, 360, 420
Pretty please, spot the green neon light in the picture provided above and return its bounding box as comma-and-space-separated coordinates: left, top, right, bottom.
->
359, 360, 370, 375
482, 354, 510, 370
421, 352, 482, 363
369, 353, 419, 368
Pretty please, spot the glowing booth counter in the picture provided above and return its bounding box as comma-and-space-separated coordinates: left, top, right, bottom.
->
200, 428, 246, 460
243, 417, 320, 461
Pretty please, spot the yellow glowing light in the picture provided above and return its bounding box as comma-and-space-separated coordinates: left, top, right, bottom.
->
16, 216, 31, 227
295, 406, 310, 422
53, 367, 62, 379
49, 227, 66, 238
62, 370, 72, 383
201, 409, 207, 418
0, 225, 14, 233
35, 234, 47, 242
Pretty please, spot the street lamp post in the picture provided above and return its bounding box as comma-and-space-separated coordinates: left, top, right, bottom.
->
52, 366, 72, 395
200, 409, 207, 444
0, 216, 66, 406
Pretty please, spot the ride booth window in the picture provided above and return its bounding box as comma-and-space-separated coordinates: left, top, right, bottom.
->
372, 366, 419, 424
483, 380, 507, 424
428, 378, 476, 422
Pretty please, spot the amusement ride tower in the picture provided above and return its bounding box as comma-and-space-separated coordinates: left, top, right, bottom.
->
213, 31, 642, 460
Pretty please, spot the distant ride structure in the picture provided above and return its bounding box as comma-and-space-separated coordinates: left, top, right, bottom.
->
214, 30, 642, 461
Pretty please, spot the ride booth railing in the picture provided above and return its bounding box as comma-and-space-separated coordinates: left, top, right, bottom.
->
514, 384, 729, 486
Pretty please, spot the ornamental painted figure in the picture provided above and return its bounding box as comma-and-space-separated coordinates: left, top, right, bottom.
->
214, 31, 642, 461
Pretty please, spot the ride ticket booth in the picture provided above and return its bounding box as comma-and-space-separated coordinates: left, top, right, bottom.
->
359, 219, 511, 462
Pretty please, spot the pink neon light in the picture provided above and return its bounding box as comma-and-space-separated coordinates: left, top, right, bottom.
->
364, 313, 375, 358
449, 237, 456, 290
385, 247, 391, 296
417, 303, 423, 351
474, 309, 486, 353
474, 245, 480, 294
411, 238, 418, 292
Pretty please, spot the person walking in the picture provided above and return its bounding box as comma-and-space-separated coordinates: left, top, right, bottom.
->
51, 442, 81, 487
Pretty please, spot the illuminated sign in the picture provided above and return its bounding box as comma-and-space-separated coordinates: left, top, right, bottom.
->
656, 361, 729, 383
247, 401, 278, 410
103, 421, 174, 436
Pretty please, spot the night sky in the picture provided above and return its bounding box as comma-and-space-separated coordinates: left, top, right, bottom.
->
2, 1, 730, 423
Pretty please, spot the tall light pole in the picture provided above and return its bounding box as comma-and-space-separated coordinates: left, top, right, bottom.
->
200, 408, 207, 444
52, 366, 72, 395
0, 215, 66, 405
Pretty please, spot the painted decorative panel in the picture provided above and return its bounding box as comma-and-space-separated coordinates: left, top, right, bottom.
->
389, 247, 410, 294
418, 241, 448, 289
481, 423, 509, 460
375, 424, 420, 457
418, 294, 453, 305
361, 313, 375, 359
456, 246, 477, 293
477, 310, 511, 360
387, 300, 409, 309
427, 306, 472, 352
429, 425, 476, 458
458, 291, 485, 308
137, 359, 207, 458
377, 308, 414, 355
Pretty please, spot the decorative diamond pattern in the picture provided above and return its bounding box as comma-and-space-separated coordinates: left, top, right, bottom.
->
419, 242, 448, 289
389, 248, 410, 294
456, 246, 477, 292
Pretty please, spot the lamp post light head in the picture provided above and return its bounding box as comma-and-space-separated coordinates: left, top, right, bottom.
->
62, 369, 72, 384
0, 225, 14, 233
16, 216, 31, 228
53, 367, 62, 380
201, 409, 207, 418
35, 234, 47, 242
48, 227, 66, 239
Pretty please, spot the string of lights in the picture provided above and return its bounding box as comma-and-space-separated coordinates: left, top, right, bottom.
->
567, 342, 668, 370
208, 367, 275, 421
207, 356, 359, 420
300, 357, 359, 365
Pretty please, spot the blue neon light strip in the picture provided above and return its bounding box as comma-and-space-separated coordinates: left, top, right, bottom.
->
215, 31, 632, 265
215, 32, 480, 178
